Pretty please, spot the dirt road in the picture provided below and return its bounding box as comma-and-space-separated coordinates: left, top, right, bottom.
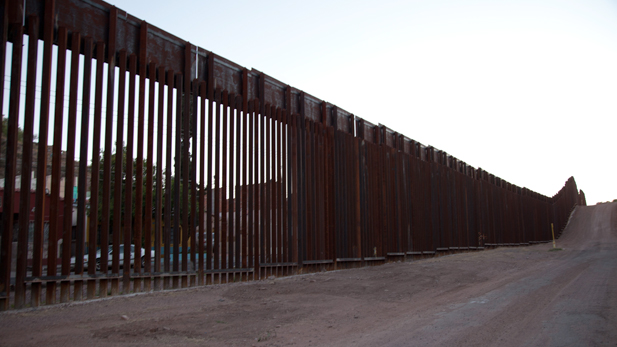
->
1, 202, 616, 346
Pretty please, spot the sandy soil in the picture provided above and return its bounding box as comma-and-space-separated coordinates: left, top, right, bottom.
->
1, 201, 616, 347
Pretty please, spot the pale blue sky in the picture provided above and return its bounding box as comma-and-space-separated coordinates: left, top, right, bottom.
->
108, 0, 617, 204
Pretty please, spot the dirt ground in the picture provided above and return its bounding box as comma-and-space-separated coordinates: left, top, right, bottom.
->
1, 201, 616, 347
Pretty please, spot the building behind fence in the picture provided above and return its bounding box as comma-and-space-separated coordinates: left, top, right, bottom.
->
0, 0, 585, 310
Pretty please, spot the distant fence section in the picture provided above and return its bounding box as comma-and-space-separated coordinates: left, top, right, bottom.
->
0, 0, 585, 310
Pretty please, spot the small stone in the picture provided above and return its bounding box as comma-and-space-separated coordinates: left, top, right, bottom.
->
121, 315, 129, 320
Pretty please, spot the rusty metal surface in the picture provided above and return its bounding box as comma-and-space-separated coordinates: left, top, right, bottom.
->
112, 47, 126, 296
0, 0, 582, 309
14, 16, 38, 309
92, 40, 106, 299
75, 35, 92, 302
124, 53, 136, 290
31, 0, 54, 307
59, 29, 80, 303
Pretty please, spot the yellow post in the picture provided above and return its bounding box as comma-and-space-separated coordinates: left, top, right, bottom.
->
551, 223, 556, 248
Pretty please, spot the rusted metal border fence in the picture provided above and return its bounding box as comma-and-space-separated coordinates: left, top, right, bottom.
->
0, 0, 584, 310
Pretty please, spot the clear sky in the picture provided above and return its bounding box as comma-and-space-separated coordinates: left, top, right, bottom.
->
107, 0, 617, 205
